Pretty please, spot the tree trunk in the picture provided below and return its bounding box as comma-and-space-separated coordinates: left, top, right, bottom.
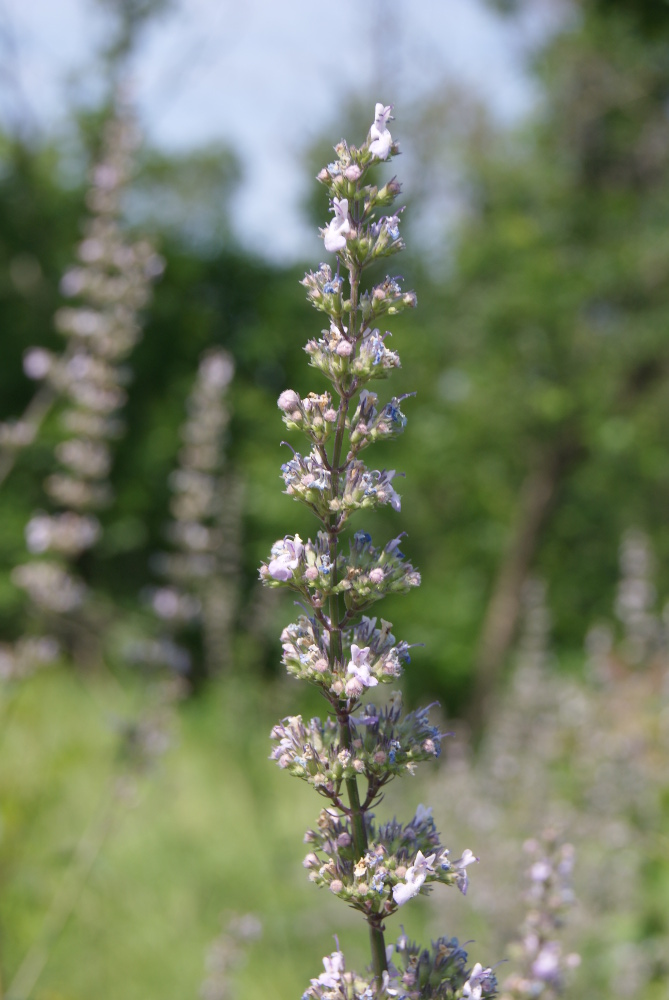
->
468, 447, 567, 735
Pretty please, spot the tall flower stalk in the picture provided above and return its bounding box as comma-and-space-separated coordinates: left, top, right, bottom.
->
1, 97, 162, 677
261, 106, 496, 1000
137, 348, 238, 681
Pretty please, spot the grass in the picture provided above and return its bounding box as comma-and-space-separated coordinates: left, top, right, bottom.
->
0, 665, 445, 1000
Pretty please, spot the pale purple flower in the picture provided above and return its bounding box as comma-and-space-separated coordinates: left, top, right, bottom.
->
315, 950, 345, 988
381, 970, 400, 996
23, 348, 53, 380
370, 103, 393, 160
532, 942, 561, 983
201, 352, 234, 388
392, 870, 424, 907
385, 216, 401, 241
392, 850, 436, 907
414, 804, 432, 823
268, 534, 304, 581
462, 962, 493, 1000
323, 198, 351, 253
530, 859, 552, 882
453, 849, 478, 869
411, 849, 437, 877
381, 470, 402, 512
346, 644, 378, 688
451, 848, 478, 896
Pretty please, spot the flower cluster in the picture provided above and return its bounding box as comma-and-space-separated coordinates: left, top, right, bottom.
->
301, 804, 477, 917
278, 614, 411, 692
136, 348, 238, 679
261, 532, 420, 614
0, 635, 60, 683
499, 836, 579, 1000
10, 99, 161, 641
270, 697, 442, 795
261, 106, 495, 999
199, 914, 262, 1000
304, 934, 497, 1000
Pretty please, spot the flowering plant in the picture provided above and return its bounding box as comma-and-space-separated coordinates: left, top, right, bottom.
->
260, 106, 498, 1000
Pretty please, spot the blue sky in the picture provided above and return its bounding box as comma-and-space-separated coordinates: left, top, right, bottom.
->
0, 0, 551, 259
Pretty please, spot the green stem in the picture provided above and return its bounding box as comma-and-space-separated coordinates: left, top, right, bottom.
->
369, 921, 388, 983
326, 253, 387, 983
338, 712, 368, 858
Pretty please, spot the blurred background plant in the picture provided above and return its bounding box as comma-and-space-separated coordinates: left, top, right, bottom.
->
1, 0, 669, 996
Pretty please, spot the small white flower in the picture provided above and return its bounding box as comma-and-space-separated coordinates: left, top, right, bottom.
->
370, 102, 393, 160
392, 850, 436, 907
453, 848, 478, 869
382, 469, 402, 512
381, 970, 400, 996
451, 848, 478, 896
411, 849, 436, 876
316, 950, 345, 988
392, 870, 424, 907
323, 198, 351, 252
347, 644, 378, 688
462, 962, 493, 1000
532, 942, 561, 982
530, 860, 552, 883
23, 348, 53, 380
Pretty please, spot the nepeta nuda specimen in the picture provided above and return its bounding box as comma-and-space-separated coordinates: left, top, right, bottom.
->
2, 99, 162, 678
261, 105, 497, 1000
137, 348, 238, 679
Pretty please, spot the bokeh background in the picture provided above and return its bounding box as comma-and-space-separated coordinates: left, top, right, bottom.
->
2, 0, 669, 997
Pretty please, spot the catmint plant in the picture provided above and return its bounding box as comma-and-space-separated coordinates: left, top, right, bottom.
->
135, 348, 238, 679
6, 97, 162, 666
261, 105, 496, 1000
499, 835, 579, 1000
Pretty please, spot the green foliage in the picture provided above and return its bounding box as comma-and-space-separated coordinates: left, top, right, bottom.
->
0, 667, 439, 999
2, 0, 669, 993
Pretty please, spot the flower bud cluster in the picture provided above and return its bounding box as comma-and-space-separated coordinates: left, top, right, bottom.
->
392, 936, 496, 1000
278, 386, 409, 461
280, 449, 403, 519
360, 277, 418, 325
302, 805, 476, 917
11, 560, 86, 614
304, 935, 496, 1000
279, 614, 410, 693
0, 635, 60, 682
0, 420, 36, 449
499, 835, 579, 1000
270, 696, 441, 792
305, 324, 401, 388
278, 390, 338, 443
348, 391, 410, 456
261, 532, 420, 613
24, 511, 101, 557
303, 948, 372, 1000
